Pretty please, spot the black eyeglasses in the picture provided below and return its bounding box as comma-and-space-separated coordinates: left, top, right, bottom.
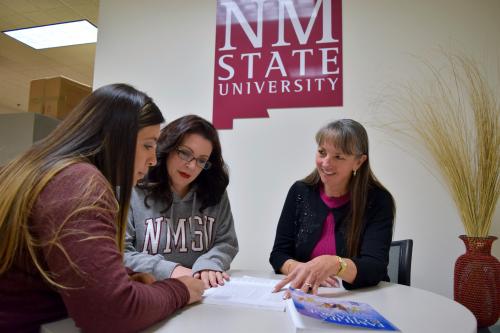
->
175, 147, 212, 170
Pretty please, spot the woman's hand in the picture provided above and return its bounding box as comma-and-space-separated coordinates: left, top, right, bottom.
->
321, 276, 340, 288
171, 265, 193, 278
273, 255, 339, 295
176, 276, 206, 305
129, 272, 156, 285
193, 270, 230, 288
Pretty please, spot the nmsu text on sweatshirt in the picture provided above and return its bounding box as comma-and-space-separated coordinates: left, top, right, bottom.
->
125, 187, 239, 280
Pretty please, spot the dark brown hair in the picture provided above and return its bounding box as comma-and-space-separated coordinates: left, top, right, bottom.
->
303, 119, 395, 257
142, 114, 229, 212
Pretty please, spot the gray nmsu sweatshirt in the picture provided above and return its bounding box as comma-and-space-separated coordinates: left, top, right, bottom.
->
124, 187, 239, 280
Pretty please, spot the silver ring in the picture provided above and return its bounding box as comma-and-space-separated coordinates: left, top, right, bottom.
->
304, 282, 312, 288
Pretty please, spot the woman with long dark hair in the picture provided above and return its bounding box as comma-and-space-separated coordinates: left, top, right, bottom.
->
124, 115, 238, 289
271, 119, 395, 293
0, 84, 204, 332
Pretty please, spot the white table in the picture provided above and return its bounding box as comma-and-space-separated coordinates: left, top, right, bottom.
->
41, 269, 477, 333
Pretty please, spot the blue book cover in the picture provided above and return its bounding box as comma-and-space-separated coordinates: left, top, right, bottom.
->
289, 288, 399, 331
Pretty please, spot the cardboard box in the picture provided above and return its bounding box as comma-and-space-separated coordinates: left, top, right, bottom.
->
28, 76, 92, 120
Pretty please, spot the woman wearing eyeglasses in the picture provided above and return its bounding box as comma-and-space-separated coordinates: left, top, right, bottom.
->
124, 115, 238, 289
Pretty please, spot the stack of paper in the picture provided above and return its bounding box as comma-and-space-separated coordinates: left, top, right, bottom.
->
201, 276, 398, 332
202, 276, 287, 311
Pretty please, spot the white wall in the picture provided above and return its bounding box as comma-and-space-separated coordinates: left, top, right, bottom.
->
94, 0, 500, 299
0, 105, 24, 113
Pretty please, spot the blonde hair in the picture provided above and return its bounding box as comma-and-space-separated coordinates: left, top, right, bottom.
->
0, 83, 164, 287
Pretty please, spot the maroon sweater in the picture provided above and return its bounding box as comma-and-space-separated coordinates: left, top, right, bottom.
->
0, 163, 190, 332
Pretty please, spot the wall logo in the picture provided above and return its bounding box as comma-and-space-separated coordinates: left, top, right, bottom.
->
213, 0, 342, 129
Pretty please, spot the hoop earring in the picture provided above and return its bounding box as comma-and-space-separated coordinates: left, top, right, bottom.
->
353, 169, 357, 176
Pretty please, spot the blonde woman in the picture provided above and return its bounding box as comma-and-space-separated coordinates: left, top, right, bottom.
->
0, 84, 204, 332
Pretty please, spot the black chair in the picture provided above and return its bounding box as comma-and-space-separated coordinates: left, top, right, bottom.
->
388, 239, 413, 286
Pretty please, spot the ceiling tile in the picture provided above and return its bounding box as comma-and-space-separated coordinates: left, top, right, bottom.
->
0, 12, 36, 30
45, 6, 81, 22
0, 4, 17, 20
32, 0, 65, 11
23, 67, 60, 79
40, 44, 96, 65
0, 0, 39, 13
20, 10, 56, 25
70, 4, 99, 23
60, 0, 94, 6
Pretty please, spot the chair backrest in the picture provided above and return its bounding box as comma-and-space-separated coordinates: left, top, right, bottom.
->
388, 239, 413, 286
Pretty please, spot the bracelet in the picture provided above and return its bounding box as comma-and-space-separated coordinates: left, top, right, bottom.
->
336, 256, 347, 277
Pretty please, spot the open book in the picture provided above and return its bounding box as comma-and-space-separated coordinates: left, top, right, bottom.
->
287, 288, 399, 332
202, 275, 287, 311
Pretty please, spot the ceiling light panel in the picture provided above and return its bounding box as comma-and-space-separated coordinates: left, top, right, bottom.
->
3, 20, 97, 49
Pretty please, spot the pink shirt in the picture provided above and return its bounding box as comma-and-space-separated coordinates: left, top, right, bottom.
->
310, 187, 350, 259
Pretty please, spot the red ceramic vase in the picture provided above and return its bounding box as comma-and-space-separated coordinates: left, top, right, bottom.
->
454, 235, 500, 328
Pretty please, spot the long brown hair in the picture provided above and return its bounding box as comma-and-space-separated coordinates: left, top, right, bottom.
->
0, 83, 164, 284
142, 114, 229, 212
303, 119, 395, 257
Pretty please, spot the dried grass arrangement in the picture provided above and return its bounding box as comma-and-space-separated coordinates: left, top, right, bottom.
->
387, 53, 499, 237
